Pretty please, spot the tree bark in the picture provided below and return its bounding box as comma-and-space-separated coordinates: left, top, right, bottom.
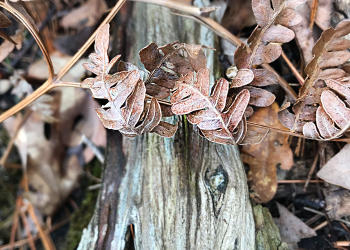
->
78, 1, 255, 249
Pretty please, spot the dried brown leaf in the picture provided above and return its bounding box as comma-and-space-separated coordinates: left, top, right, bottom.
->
325, 79, 350, 99
83, 24, 176, 137
242, 103, 293, 203
171, 69, 250, 144
252, 43, 282, 65
317, 144, 350, 190
60, 0, 107, 29
302, 122, 321, 139
251, 68, 278, 86
321, 90, 350, 129
262, 24, 295, 43
316, 106, 340, 138
139, 42, 207, 99
275, 203, 316, 249
231, 69, 254, 87
246, 86, 276, 107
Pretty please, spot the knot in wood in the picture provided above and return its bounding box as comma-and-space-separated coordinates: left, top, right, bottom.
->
205, 165, 228, 194
204, 165, 228, 217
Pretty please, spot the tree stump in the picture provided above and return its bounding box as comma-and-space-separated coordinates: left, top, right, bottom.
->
78, 2, 255, 249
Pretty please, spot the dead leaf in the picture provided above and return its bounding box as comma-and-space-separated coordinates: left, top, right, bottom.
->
242, 103, 293, 203
289, 19, 350, 140
245, 86, 276, 107
171, 69, 250, 144
274, 203, 317, 249
139, 42, 207, 99
316, 106, 340, 138
0, 31, 23, 62
60, 0, 107, 29
324, 188, 350, 219
83, 24, 176, 137
320, 90, 350, 129
317, 143, 350, 190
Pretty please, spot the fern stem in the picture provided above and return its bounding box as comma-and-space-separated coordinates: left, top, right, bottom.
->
0, 0, 126, 123
281, 50, 304, 85
0, 81, 53, 123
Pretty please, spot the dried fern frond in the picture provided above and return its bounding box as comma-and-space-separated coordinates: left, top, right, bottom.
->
228, 0, 305, 108
171, 68, 250, 144
139, 41, 207, 99
279, 20, 350, 140
82, 24, 177, 138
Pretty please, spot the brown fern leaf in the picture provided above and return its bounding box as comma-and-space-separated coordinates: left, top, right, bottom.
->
287, 19, 350, 140
171, 68, 250, 144
229, 0, 305, 108
139, 42, 207, 99
82, 24, 177, 138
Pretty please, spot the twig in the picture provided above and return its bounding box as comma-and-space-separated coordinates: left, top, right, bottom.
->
303, 207, 350, 227
82, 134, 105, 164
304, 153, 319, 191
0, 0, 127, 123
19, 210, 36, 250
9, 199, 20, 250
309, 0, 318, 29
26, 202, 56, 250
0, 1, 54, 78
277, 179, 323, 184
0, 110, 32, 168
334, 241, 350, 247
281, 50, 304, 85
313, 220, 327, 231
0, 217, 70, 250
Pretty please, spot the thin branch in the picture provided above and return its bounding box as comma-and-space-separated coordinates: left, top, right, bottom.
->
142, 0, 298, 100
0, 217, 70, 250
304, 153, 319, 191
131, 0, 216, 17
277, 179, 323, 183
0, 110, 32, 167
309, 0, 318, 29
281, 50, 305, 85
0, 81, 53, 123
27, 202, 56, 250
0, 0, 127, 123
0, 1, 54, 79
304, 207, 350, 227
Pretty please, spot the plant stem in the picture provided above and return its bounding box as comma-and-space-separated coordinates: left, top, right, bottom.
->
141, 0, 298, 100
0, 0, 126, 123
281, 50, 304, 85
0, 81, 53, 123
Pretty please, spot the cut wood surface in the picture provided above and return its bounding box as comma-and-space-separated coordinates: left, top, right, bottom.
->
78, 1, 255, 249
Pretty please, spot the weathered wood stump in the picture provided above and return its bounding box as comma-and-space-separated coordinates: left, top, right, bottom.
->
78, 2, 255, 249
